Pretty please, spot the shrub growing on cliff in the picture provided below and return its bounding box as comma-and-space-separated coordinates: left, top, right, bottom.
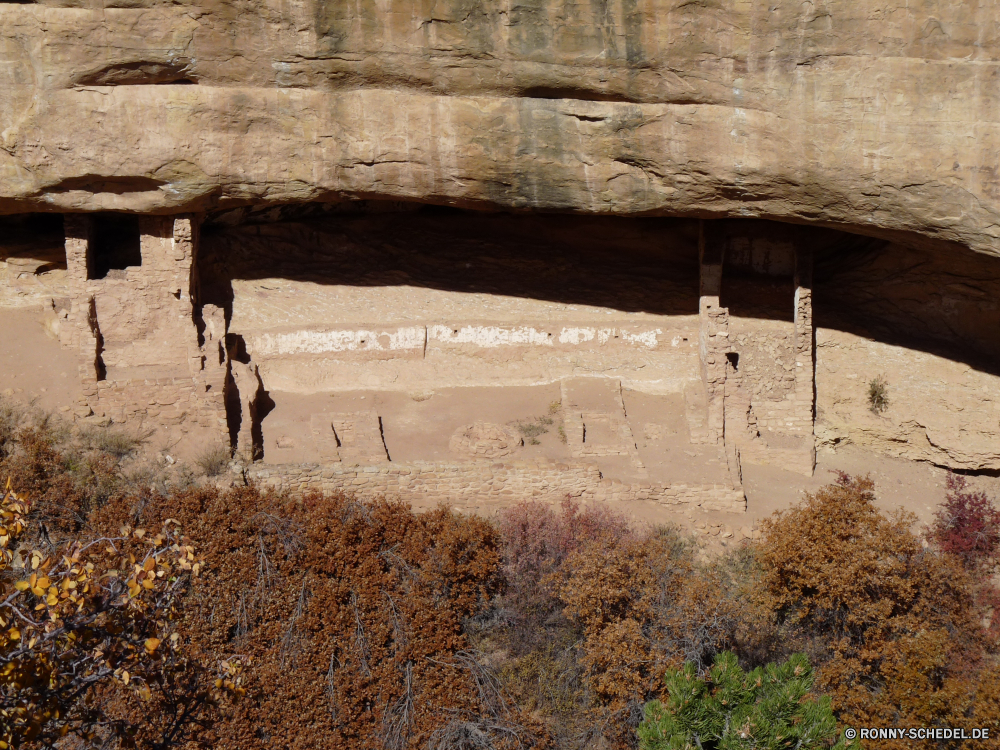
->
195, 444, 231, 477
866, 374, 889, 414
79, 424, 152, 459
637, 652, 845, 750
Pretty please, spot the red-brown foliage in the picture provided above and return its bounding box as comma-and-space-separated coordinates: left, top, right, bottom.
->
755, 473, 998, 749
12, 409, 1000, 750
929, 474, 1000, 572
496, 498, 632, 646
555, 527, 738, 745
493, 500, 739, 749
96, 485, 541, 750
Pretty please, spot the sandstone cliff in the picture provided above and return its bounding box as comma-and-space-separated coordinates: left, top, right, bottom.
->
1, 0, 998, 256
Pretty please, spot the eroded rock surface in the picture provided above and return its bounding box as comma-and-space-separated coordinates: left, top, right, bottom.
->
1, 1, 999, 255
0, 2, 998, 498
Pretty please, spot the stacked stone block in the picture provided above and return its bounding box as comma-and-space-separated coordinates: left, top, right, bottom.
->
246, 458, 747, 513
696, 221, 729, 445
61, 214, 227, 439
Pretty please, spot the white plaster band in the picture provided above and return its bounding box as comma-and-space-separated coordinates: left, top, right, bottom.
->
249, 325, 667, 356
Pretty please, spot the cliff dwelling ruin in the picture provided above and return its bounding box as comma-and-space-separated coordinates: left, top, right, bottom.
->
1, 0, 999, 528
0, 204, 998, 526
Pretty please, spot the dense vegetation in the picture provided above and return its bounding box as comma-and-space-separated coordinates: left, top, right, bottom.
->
0, 404, 998, 749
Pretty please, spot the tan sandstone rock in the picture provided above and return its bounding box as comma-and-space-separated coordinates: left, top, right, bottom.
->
0, 1, 997, 256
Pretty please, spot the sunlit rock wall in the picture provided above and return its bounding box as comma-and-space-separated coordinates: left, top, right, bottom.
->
1, 0, 998, 256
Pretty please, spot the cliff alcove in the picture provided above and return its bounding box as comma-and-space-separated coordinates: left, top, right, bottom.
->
1, 202, 998, 528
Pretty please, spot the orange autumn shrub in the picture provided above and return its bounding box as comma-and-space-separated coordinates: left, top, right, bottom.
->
554, 527, 739, 747
755, 473, 998, 749
99, 485, 543, 750
0, 482, 226, 750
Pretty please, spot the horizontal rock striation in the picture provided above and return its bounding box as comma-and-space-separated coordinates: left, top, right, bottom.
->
1, 1, 998, 255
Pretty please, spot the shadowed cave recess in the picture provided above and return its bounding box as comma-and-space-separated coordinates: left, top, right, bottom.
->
1, 201, 999, 517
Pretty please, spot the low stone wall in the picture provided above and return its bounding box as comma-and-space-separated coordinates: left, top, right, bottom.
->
84, 376, 227, 435
246, 459, 747, 513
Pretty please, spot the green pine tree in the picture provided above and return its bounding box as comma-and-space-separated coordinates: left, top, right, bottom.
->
638, 652, 853, 750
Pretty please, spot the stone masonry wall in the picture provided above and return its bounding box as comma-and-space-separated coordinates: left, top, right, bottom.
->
696, 222, 729, 445
62, 214, 227, 438
247, 459, 747, 514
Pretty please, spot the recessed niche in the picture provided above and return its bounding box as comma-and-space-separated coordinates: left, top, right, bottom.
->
90, 213, 141, 279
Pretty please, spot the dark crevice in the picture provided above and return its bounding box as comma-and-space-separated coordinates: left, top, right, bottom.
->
951, 467, 1000, 478
192, 305, 207, 349
73, 61, 197, 87
378, 417, 391, 462
251, 376, 275, 462
519, 86, 640, 103
87, 297, 107, 382
50, 176, 165, 195
224, 364, 241, 451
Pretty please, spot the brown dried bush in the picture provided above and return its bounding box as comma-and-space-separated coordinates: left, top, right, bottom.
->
486, 501, 745, 749
754, 473, 998, 749
484, 500, 637, 746
13, 408, 1000, 750
194, 445, 231, 477
90, 486, 544, 750
553, 526, 742, 747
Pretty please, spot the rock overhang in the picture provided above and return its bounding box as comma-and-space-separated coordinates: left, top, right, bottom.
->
0, 0, 997, 256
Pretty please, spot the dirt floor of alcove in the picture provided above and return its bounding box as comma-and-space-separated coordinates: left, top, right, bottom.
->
0, 306, 996, 555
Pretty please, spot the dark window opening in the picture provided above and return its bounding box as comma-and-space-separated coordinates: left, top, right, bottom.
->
91, 214, 141, 279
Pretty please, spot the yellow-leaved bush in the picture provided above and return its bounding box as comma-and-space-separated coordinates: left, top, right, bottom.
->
0, 481, 239, 749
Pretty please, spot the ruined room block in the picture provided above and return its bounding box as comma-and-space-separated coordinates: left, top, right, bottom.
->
792, 246, 815, 434
57, 212, 227, 442
698, 221, 729, 445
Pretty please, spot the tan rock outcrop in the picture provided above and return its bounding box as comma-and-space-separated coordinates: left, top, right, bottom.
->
1, 1, 998, 488
1, 1, 998, 255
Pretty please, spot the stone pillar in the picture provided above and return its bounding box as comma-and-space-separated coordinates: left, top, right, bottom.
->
61, 216, 102, 408
792, 246, 816, 471
698, 221, 729, 445
63, 215, 92, 283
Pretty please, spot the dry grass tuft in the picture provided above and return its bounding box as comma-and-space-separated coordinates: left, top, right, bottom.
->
195, 444, 231, 476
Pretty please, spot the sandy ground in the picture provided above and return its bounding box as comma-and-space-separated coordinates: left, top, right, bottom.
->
0, 306, 83, 415
254, 381, 999, 553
